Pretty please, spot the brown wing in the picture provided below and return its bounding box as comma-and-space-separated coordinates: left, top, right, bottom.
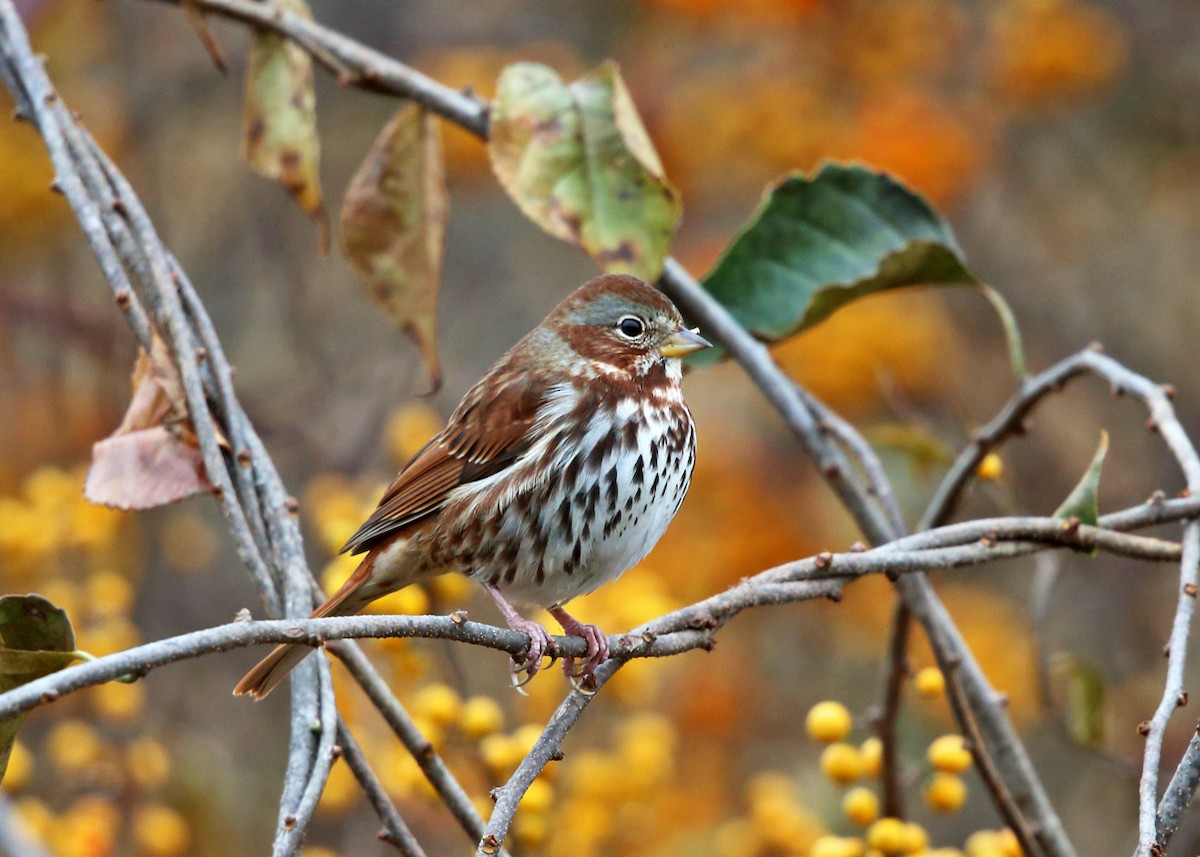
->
340, 359, 551, 555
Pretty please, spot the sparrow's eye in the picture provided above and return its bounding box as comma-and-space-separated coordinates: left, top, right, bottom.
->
616, 316, 645, 339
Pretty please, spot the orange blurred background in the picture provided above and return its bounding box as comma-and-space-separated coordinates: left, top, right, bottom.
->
1, 0, 1198, 854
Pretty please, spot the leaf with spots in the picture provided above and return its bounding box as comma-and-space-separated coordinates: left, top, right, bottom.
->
0, 595, 82, 783
1054, 429, 1108, 531
340, 103, 447, 391
241, 0, 327, 251
488, 61, 681, 282
690, 164, 985, 366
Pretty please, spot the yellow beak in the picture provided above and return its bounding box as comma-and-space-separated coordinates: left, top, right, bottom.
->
659, 326, 712, 358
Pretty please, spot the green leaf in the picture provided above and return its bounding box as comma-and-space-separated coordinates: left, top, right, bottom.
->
862, 422, 955, 478
242, 0, 327, 251
340, 103, 448, 392
0, 595, 81, 782
1055, 654, 1106, 748
488, 61, 682, 282
691, 163, 981, 366
1054, 430, 1109, 528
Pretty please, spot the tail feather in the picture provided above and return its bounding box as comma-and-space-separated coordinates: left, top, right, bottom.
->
234, 553, 378, 700
233, 640, 318, 700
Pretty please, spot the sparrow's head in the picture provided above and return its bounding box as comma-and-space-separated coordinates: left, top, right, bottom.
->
548, 274, 711, 376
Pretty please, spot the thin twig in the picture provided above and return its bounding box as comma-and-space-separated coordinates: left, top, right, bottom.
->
330, 641, 511, 857
116, 3, 1083, 850
878, 602, 911, 818
336, 719, 428, 856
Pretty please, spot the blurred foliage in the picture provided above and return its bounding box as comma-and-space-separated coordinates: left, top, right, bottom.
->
2, 0, 1194, 855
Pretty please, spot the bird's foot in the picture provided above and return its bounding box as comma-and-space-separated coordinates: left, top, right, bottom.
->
549, 605, 609, 685
484, 584, 554, 690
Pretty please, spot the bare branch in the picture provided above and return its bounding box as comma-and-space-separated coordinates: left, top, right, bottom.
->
335, 720, 428, 856
5, 1, 1199, 853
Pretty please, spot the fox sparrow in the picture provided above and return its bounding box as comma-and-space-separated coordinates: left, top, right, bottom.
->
235, 274, 710, 698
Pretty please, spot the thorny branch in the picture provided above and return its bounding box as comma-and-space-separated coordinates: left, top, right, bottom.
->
1, 1, 1198, 855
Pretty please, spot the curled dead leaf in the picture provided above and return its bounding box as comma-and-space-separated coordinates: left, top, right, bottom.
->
340, 103, 447, 391
85, 335, 218, 511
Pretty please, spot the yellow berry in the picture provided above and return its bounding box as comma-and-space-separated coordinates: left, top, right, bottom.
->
13, 797, 53, 840
46, 720, 103, 775
521, 778, 554, 814
86, 570, 135, 617
513, 723, 544, 755
977, 452, 1003, 481
996, 828, 1023, 856
91, 678, 146, 723
368, 583, 430, 616
914, 667, 945, 698
820, 742, 863, 785
806, 700, 853, 742
928, 735, 973, 773
318, 759, 358, 816
3, 740, 32, 791
966, 830, 1005, 856
55, 796, 119, 857
811, 835, 867, 857
859, 737, 883, 778
126, 737, 172, 789
408, 715, 445, 750
133, 803, 190, 857
428, 573, 471, 602
301, 848, 341, 857
461, 695, 505, 738
843, 786, 880, 826
865, 817, 909, 855
925, 772, 968, 813
903, 821, 929, 851
513, 811, 548, 846
385, 404, 443, 464
412, 683, 462, 727
479, 734, 522, 775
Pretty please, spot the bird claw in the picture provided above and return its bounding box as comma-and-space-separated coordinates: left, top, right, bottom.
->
506, 617, 554, 690
551, 608, 609, 683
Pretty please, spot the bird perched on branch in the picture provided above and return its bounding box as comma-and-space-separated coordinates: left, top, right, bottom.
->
234, 274, 710, 699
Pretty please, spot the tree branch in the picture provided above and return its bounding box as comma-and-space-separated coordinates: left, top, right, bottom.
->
6, 1, 1199, 853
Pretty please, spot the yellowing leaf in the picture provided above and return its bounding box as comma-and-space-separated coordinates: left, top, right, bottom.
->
241, 0, 327, 251
489, 61, 681, 282
340, 104, 447, 390
85, 335, 216, 510
0, 595, 81, 783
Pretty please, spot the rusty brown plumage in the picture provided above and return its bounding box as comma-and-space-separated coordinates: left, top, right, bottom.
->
234, 274, 710, 699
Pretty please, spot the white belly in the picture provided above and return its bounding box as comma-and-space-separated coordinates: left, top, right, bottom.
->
494, 398, 695, 608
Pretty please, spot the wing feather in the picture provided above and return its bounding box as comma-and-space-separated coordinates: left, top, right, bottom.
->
340, 359, 552, 555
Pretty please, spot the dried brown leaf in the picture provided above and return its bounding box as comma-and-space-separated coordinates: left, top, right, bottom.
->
85, 334, 216, 510
241, 0, 328, 252
340, 103, 447, 390
85, 427, 211, 511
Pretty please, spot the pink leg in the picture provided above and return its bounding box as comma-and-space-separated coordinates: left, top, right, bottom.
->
485, 584, 554, 682
549, 605, 609, 680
